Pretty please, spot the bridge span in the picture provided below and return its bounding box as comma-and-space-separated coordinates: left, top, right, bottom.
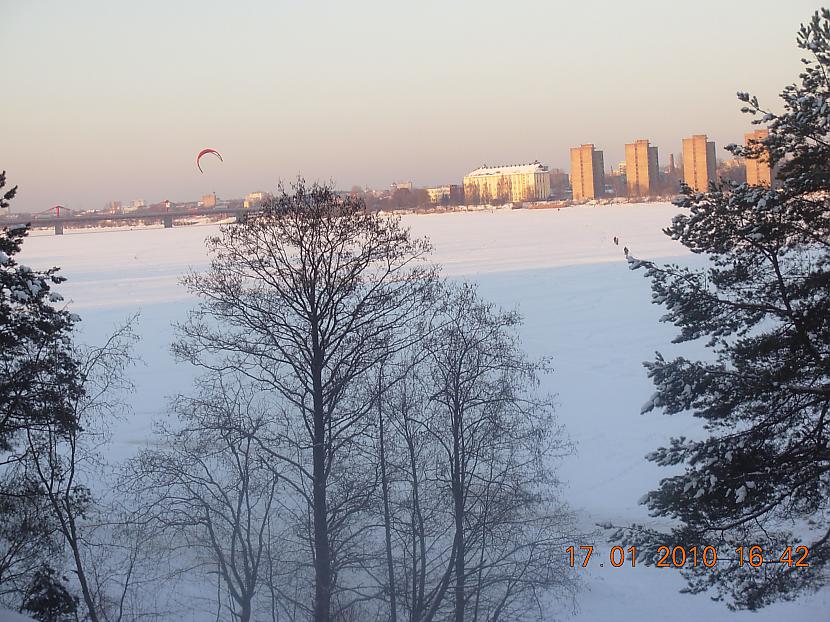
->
0, 206, 265, 235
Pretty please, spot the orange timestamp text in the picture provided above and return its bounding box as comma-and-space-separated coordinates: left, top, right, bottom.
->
566, 545, 810, 569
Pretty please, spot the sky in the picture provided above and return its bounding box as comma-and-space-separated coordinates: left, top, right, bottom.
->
0, 0, 821, 212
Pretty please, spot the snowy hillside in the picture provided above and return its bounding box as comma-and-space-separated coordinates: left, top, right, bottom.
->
19, 204, 830, 620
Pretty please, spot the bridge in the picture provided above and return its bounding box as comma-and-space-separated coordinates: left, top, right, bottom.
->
0, 204, 264, 235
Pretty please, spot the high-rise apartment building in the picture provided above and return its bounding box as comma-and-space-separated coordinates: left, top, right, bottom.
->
625, 139, 659, 197
682, 134, 717, 192
570, 144, 605, 201
745, 129, 772, 186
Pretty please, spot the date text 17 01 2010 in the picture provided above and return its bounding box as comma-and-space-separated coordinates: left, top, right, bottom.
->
565, 545, 810, 569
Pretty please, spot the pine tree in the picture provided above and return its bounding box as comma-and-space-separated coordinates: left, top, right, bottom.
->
0, 171, 81, 453
21, 565, 78, 622
1, 172, 83, 605
613, 10, 830, 610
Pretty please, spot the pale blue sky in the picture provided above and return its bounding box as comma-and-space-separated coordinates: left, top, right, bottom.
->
0, 0, 820, 211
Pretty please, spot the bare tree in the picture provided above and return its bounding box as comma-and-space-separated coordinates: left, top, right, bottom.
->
174, 180, 436, 622
375, 352, 454, 622
375, 284, 580, 622
125, 373, 295, 622
463, 184, 479, 207
0, 476, 62, 606
11, 321, 144, 622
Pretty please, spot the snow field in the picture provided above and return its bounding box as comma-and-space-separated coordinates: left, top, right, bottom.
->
20, 204, 829, 620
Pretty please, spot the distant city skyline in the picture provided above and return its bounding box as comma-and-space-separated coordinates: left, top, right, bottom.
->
0, 0, 817, 212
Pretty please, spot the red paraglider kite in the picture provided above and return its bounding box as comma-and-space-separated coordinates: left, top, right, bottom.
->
196, 148, 223, 173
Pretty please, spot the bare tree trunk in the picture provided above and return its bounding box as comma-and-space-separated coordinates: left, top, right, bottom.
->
312, 355, 331, 622
65, 514, 100, 622
66, 435, 101, 622
452, 439, 465, 622
378, 381, 398, 622
388, 361, 461, 622
312, 452, 330, 622
404, 423, 426, 622
471, 460, 494, 622
26, 417, 102, 622
240, 597, 252, 622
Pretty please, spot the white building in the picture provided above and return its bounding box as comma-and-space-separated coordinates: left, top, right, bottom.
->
391, 181, 414, 191
244, 191, 269, 208
463, 161, 550, 203
426, 185, 463, 204
123, 199, 146, 213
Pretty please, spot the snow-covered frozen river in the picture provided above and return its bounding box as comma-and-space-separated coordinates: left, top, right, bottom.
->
19, 204, 829, 621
